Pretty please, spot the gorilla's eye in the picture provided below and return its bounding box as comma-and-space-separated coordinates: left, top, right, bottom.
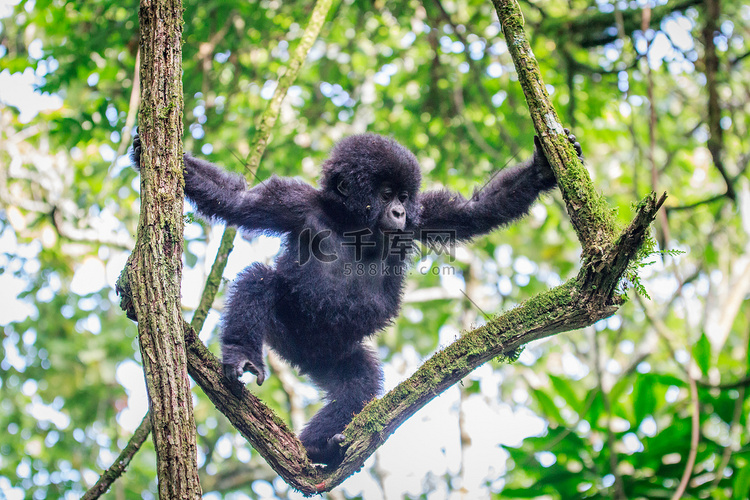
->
398, 192, 409, 203
380, 186, 393, 201
337, 179, 350, 196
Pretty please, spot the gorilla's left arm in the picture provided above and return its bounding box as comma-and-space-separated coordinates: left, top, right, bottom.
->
418, 134, 580, 242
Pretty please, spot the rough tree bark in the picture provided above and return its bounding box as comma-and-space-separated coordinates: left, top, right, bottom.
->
122, 0, 202, 497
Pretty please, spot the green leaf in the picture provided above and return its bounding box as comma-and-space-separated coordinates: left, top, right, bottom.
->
549, 374, 581, 413
532, 388, 563, 423
732, 459, 750, 500
693, 332, 712, 377
651, 373, 687, 387
610, 375, 632, 404
634, 375, 656, 424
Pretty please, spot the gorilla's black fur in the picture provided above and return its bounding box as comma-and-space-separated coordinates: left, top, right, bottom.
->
131, 131, 581, 465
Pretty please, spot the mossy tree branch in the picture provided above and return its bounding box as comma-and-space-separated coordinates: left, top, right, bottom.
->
178, 187, 663, 494
182, 321, 324, 492
491, 0, 666, 295
492, 0, 618, 254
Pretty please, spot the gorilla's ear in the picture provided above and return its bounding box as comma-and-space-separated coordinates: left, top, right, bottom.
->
336, 176, 350, 197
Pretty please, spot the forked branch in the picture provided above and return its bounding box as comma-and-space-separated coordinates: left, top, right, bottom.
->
179, 190, 663, 494
112, 0, 665, 495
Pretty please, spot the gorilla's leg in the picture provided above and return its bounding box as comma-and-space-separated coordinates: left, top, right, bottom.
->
299, 344, 383, 465
221, 263, 276, 388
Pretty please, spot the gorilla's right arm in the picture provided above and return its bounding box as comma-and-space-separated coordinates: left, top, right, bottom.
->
131, 135, 314, 234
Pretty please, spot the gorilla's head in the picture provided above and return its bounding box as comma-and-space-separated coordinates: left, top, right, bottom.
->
320, 134, 422, 231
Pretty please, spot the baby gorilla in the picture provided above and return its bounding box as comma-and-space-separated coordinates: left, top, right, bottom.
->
131, 131, 582, 465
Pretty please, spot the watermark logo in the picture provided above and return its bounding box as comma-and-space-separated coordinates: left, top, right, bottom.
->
299, 228, 337, 265
417, 230, 456, 261
297, 228, 457, 268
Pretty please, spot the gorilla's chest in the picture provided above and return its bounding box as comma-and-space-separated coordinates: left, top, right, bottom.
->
282, 257, 405, 336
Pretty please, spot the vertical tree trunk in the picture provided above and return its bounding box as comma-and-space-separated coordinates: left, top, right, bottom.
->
703, 0, 733, 199
130, 0, 202, 497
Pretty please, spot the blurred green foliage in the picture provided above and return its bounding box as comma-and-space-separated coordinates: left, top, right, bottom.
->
1, 0, 749, 498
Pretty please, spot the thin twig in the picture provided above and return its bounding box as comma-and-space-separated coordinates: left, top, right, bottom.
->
641, 6, 671, 249
593, 327, 625, 499
81, 414, 152, 500
431, 0, 520, 157
703, 0, 734, 201
696, 374, 750, 390
245, 0, 335, 172
637, 291, 701, 500
190, 226, 237, 333
711, 383, 745, 487
671, 375, 700, 500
